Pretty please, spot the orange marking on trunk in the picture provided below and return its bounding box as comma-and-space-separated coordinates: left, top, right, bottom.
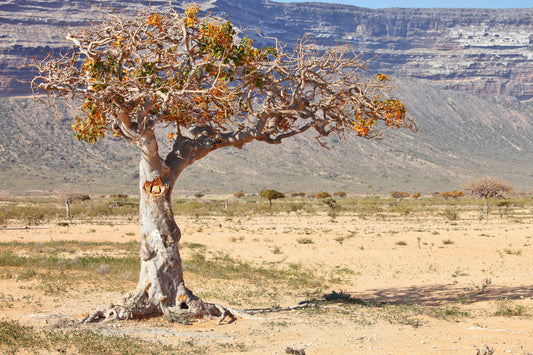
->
143, 177, 166, 197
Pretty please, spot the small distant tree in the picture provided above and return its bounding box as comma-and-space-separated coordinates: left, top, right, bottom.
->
30, 5, 415, 322
452, 191, 465, 199
233, 191, 245, 199
439, 191, 464, 200
463, 177, 513, 219
315, 191, 331, 199
322, 198, 340, 220
61, 191, 90, 219
260, 189, 285, 207
333, 191, 347, 197
496, 200, 512, 218
391, 191, 410, 200
411, 192, 421, 199
289, 192, 306, 198
194, 192, 205, 199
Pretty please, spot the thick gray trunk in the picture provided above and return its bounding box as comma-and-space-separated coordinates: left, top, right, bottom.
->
65, 199, 71, 219
136, 164, 184, 315
82, 135, 233, 323
118, 159, 220, 319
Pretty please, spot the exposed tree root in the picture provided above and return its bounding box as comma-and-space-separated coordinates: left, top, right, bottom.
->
80, 299, 331, 325
80, 288, 350, 325
80, 286, 237, 325
80, 300, 237, 325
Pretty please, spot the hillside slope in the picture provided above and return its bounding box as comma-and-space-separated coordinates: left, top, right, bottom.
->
1, 77, 531, 195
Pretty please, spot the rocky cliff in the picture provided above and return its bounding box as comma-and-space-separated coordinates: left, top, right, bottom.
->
0, 0, 532, 99
216, 0, 533, 100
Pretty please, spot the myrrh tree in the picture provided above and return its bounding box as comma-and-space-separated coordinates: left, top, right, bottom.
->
31, 5, 415, 323
463, 177, 512, 219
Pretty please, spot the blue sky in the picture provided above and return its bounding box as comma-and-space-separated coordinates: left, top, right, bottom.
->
274, 0, 532, 8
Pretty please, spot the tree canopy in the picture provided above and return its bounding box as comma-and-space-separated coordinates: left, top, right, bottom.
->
260, 189, 285, 206
32, 4, 415, 156
464, 177, 512, 200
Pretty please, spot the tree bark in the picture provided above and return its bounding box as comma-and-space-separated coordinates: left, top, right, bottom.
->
65, 199, 71, 219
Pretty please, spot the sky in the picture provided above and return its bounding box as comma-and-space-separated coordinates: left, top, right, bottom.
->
274, 0, 533, 9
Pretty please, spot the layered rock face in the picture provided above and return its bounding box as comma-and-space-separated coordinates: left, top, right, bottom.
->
0, 0, 532, 99
220, 0, 533, 100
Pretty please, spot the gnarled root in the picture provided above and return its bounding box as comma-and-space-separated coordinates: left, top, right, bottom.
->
160, 285, 236, 325
80, 284, 236, 325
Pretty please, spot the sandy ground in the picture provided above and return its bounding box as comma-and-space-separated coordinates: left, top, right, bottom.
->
1, 213, 532, 354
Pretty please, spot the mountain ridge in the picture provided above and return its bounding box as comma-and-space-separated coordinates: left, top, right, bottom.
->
1, 0, 532, 99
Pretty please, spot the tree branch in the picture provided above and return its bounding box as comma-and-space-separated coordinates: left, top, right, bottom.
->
32, 5, 415, 155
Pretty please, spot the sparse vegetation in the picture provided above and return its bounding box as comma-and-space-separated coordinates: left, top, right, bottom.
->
296, 238, 314, 245
503, 248, 522, 256
289, 192, 306, 198
1, 193, 531, 222
495, 299, 529, 317
391, 191, 410, 200
271, 246, 282, 254
0, 319, 188, 354
443, 207, 459, 221
322, 198, 341, 220
323, 290, 367, 305
439, 191, 464, 200
0, 192, 531, 352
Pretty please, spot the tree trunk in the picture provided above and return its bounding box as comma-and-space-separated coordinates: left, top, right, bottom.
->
483, 198, 489, 220
82, 137, 234, 324
65, 199, 71, 219
120, 167, 220, 320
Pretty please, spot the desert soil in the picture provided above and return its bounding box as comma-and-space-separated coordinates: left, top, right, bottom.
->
1, 212, 532, 354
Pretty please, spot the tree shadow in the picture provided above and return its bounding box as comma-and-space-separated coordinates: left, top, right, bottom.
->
328, 284, 533, 306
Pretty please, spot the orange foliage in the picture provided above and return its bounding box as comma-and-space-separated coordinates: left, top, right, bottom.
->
33, 4, 415, 147
147, 13, 163, 32
72, 100, 107, 143
185, 4, 200, 27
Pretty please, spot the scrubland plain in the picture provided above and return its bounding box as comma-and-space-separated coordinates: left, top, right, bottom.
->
0, 194, 532, 354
